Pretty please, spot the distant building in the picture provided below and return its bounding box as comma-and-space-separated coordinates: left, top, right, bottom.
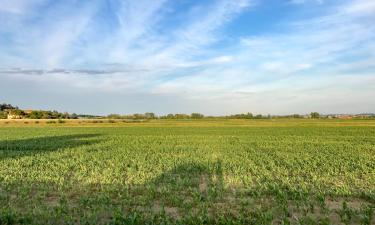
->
6, 110, 23, 119
337, 115, 353, 119
4, 109, 33, 119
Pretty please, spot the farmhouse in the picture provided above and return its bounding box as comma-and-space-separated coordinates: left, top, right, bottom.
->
5, 109, 33, 119
5, 110, 23, 119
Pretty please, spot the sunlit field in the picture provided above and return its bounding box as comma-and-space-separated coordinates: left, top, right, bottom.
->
0, 119, 374, 224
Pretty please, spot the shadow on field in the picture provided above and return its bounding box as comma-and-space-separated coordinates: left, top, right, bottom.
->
0, 161, 231, 224
0, 134, 101, 160
146, 160, 225, 207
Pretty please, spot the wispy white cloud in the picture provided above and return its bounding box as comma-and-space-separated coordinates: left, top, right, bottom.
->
0, 0, 101, 68
344, 0, 375, 15
288, 0, 324, 5
147, 0, 375, 113
42, 8, 96, 68
118, 0, 252, 74
106, 0, 169, 64
0, 0, 46, 14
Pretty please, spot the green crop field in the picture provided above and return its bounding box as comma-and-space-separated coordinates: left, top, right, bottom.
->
0, 119, 374, 224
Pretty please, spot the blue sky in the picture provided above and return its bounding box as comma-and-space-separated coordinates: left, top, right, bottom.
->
0, 0, 374, 115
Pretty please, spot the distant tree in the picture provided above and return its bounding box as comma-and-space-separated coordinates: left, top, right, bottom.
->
27, 111, 43, 119
166, 114, 174, 119
41, 111, 54, 119
70, 113, 78, 119
63, 112, 70, 119
11, 109, 25, 116
51, 110, 61, 119
227, 112, 253, 119
254, 114, 263, 119
310, 112, 320, 119
191, 113, 204, 119
107, 114, 122, 119
144, 112, 156, 119
76, 114, 101, 119
245, 113, 253, 119
0, 103, 17, 111
133, 114, 146, 119
292, 114, 301, 118
174, 114, 190, 119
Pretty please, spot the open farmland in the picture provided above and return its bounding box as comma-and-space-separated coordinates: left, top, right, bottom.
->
0, 119, 374, 224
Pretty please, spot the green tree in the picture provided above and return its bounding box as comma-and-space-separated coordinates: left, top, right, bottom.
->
70, 113, 78, 119
41, 111, 54, 119
292, 114, 301, 118
145, 112, 156, 119
175, 114, 190, 119
0, 103, 17, 111
133, 114, 146, 119
166, 114, 174, 119
107, 114, 122, 119
191, 113, 204, 119
11, 109, 25, 116
310, 112, 320, 119
244, 112, 253, 119
28, 111, 43, 119
51, 110, 61, 119
227, 113, 253, 119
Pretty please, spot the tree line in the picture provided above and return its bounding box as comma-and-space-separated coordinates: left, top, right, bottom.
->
106, 112, 322, 119
1, 103, 373, 120
107, 112, 205, 119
